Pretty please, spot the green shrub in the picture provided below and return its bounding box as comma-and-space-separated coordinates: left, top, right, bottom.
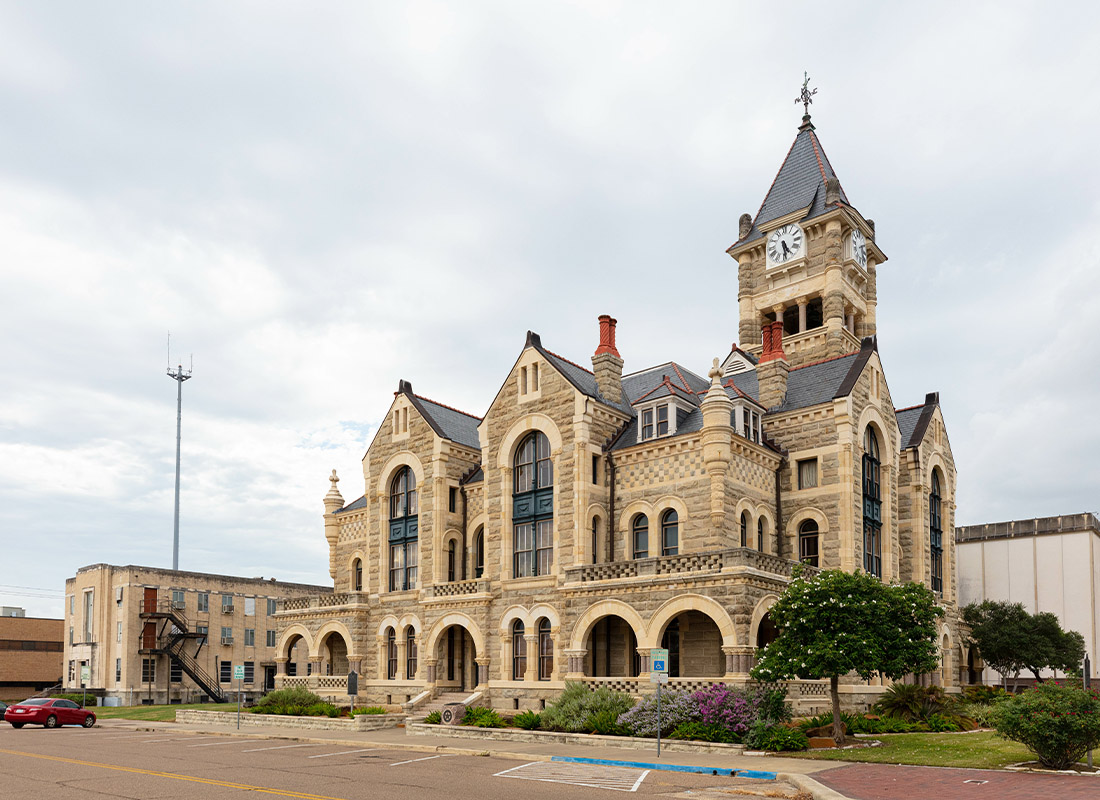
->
925, 712, 961, 732
463, 706, 505, 728
351, 706, 387, 716
956, 701, 1001, 728
847, 714, 917, 734
253, 687, 325, 710
993, 682, 1100, 770
668, 721, 740, 743
513, 710, 541, 730
54, 693, 96, 707
752, 684, 793, 723
873, 683, 928, 721
423, 710, 441, 724
797, 711, 855, 732
587, 708, 630, 736
541, 682, 634, 734
759, 725, 809, 751
963, 685, 1009, 705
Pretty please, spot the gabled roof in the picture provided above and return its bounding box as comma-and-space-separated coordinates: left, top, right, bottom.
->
895, 392, 940, 450
622, 362, 709, 404
733, 117, 851, 246
412, 393, 482, 450
527, 332, 634, 415
772, 337, 877, 413
461, 466, 484, 485
335, 495, 367, 515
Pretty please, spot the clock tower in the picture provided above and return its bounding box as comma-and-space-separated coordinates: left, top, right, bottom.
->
726, 113, 885, 366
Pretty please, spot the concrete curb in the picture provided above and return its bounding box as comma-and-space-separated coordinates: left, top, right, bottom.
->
781, 771, 854, 800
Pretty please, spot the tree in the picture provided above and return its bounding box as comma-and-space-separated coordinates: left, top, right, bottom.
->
962, 601, 1086, 686
750, 568, 942, 743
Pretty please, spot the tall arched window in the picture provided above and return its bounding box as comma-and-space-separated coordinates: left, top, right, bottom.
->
632, 514, 649, 559
591, 517, 599, 564
513, 432, 553, 577
389, 466, 418, 591
538, 618, 553, 680
757, 518, 766, 552
386, 627, 397, 680
447, 540, 456, 583
473, 527, 484, 579
661, 510, 678, 556
862, 427, 882, 577
406, 626, 417, 679
352, 558, 363, 592
740, 511, 749, 547
930, 470, 943, 592
512, 620, 527, 680
798, 519, 819, 566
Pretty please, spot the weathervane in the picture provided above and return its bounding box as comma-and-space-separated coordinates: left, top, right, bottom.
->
795, 71, 818, 115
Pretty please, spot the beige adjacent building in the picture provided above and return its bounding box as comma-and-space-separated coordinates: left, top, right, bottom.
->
0, 612, 63, 701
275, 112, 963, 714
957, 513, 1100, 683
64, 564, 329, 705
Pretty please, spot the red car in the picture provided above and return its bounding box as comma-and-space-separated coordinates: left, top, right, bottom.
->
4, 698, 96, 729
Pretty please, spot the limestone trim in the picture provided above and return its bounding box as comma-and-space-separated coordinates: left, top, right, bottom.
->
567, 599, 648, 652
786, 506, 830, 564
529, 603, 562, 629
425, 611, 486, 654
311, 620, 355, 659
347, 550, 367, 593
647, 593, 738, 649
436, 528, 464, 584
497, 604, 530, 632
619, 499, 655, 539
376, 451, 427, 498
749, 594, 781, 646
496, 413, 565, 469
652, 495, 690, 537
277, 625, 314, 661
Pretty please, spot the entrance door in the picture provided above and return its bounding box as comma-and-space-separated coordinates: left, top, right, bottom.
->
142, 622, 156, 650
144, 587, 157, 614
263, 666, 276, 692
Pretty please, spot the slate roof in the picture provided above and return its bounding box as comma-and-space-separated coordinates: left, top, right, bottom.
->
335, 494, 367, 514
412, 395, 482, 450
621, 362, 709, 404
895, 406, 923, 449
895, 392, 939, 449
461, 466, 484, 485
529, 334, 634, 415
733, 118, 851, 246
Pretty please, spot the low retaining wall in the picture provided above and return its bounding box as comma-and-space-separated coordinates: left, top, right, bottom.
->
406, 723, 745, 754
176, 709, 404, 731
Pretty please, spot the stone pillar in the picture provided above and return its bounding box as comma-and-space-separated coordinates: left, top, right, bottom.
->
275, 658, 287, 675
772, 304, 785, 324
550, 626, 562, 681
475, 657, 491, 688
701, 358, 734, 533
798, 301, 808, 333
523, 635, 538, 682
822, 219, 847, 357
722, 647, 738, 677
564, 649, 587, 679
425, 659, 437, 685
738, 253, 758, 349
846, 312, 855, 333
377, 636, 387, 679
397, 639, 408, 679
348, 658, 362, 675
635, 648, 650, 677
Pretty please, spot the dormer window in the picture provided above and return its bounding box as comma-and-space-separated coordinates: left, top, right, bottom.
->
731, 399, 765, 444
641, 404, 669, 441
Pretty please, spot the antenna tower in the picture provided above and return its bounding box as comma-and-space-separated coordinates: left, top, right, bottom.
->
166, 333, 193, 571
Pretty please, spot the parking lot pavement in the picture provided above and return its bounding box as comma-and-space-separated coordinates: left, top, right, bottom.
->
0, 725, 771, 800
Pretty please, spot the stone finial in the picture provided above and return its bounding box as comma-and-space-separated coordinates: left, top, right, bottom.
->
703, 357, 728, 404
825, 176, 841, 205
324, 469, 344, 510
866, 219, 876, 240
329, 469, 339, 486
738, 213, 752, 240
709, 357, 722, 386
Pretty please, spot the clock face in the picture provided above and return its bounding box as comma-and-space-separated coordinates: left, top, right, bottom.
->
767, 224, 803, 265
850, 229, 867, 269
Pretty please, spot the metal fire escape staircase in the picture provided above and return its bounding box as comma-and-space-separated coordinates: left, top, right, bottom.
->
138, 596, 226, 703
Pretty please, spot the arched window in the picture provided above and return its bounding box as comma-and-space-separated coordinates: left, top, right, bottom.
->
862, 427, 882, 577
473, 527, 484, 579
406, 627, 417, 679
632, 514, 649, 559
591, 517, 599, 564
798, 519, 819, 566
513, 432, 553, 577
930, 470, 943, 592
538, 618, 553, 680
447, 540, 456, 583
740, 511, 749, 547
757, 518, 766, 552
661, 510, 678, 556
386, 627, 397, 680
389, 466, 418, 591
352, 558, 363, 592
512, 620, 527, 680
661, 618, 680, 678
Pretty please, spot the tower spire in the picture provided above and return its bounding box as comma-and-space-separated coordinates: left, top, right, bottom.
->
795, 71, 818, 129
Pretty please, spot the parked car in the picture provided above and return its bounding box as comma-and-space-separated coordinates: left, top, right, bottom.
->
4, 698, 95, 729
0, 701, 7, 716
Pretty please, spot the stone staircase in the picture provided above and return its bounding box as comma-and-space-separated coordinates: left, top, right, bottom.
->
418, 690, 482, 716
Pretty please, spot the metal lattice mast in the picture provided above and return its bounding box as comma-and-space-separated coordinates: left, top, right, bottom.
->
167, 359, 192, 571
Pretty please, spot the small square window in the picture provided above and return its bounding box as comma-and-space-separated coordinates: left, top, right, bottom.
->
266, 629, 277, 648
656, 404, 668, 436
197, 593, 209, 613
267, 598, 277, 615
641, 408, 654, 440
798, 458, 818, 490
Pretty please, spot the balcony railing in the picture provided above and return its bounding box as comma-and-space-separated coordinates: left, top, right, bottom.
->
565, 548, 816, 584
421, 579, 491, 599
281, 593, 364, 612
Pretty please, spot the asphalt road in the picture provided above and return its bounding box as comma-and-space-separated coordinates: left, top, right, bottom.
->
0, 724, 753, 800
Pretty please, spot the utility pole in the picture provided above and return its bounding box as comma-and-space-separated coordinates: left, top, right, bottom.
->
166, 336, 192, 572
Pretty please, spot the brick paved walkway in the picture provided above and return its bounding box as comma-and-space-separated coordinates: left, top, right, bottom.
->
815, 763, 1100, 800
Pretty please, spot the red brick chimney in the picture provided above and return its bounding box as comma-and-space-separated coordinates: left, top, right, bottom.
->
757, 321, 789, 409
592, 315, 624, 404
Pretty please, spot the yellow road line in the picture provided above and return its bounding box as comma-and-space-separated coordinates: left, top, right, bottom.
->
0, 749, 350, 800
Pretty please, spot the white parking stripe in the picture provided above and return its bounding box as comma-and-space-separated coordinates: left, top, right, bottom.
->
141, 737, 195, 743
241, 743, 322, 753
390, 755, 444, 766
188, 739, 267, 747
493, 761, 650, 792
307, 749, 379, 759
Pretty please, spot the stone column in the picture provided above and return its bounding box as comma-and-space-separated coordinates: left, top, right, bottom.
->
348, 658, 362, 675
846, 312, 855, 333
822, 219, 847, 356
635, 648, 650, 677
798, 301, 808, 333
424, 658, 437, 685
275, 658, 287, 675
377, 636, 387, 679
308, 657, 322, 689
397, 639, 408, 680
564, 649, 588, 679
722, 647, 738, 677
475, 657, 491, 688
523, 635, 538, 682
772, 304, 785, 324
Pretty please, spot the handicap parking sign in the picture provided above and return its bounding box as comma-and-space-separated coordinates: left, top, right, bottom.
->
650, 648, 669, 674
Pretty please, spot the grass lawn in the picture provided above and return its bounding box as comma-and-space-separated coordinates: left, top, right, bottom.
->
781, 731, 1032, 770
93, 703, 238, 722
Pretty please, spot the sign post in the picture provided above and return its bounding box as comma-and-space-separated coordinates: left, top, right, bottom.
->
347, 670, 359, 716
1086, 655, 1093, 769
233, 664, 245, 729
650, 648, 669, 758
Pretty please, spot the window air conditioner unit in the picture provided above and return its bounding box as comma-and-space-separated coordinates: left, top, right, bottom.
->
221, 636, 234, 645
222, 605, 234, 614
440, 702, 466, 726
171, 601, 185, 610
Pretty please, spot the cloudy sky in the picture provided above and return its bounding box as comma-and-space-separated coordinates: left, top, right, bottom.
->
2, 2, 1098, 618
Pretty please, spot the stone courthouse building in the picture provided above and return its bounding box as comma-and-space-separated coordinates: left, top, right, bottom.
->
276, 113, 963, 712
